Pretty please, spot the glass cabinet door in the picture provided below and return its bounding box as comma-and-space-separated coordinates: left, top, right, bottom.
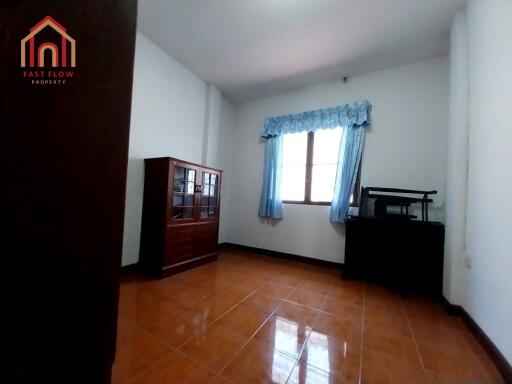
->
199, 172, 219, 220
171, 166, 196, 221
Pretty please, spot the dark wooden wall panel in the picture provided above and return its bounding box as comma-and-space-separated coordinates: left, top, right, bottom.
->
0, 1, 137, 382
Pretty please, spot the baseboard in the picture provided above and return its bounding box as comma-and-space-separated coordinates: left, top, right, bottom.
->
121, 263, 139, 274
443, 296, 512, 383
440, 296, 465, 316
220, 242, 343, 270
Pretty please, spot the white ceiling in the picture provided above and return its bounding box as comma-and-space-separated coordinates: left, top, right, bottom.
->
138, 0, 466, 103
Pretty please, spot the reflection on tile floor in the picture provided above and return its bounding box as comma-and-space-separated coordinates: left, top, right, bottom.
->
114, 250, 504, 384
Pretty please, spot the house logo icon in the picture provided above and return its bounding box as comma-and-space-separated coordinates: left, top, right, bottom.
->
21, 16, 76, 68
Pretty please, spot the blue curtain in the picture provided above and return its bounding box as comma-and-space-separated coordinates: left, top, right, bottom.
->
259, 100, 371, 220
258, 135, 283, 219
330, 124, 365, 223
261, 101, 371, 138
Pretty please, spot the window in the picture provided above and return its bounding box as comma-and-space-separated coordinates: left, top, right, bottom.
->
281, 127, 360, 205
281, 131, 308, 202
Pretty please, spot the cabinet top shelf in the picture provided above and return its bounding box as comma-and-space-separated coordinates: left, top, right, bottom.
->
145, 156, 223, 173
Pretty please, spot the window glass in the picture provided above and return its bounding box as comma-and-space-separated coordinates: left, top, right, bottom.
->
280, 127, 345, 204
311, 127, 342, 202
281, 131, 307, 201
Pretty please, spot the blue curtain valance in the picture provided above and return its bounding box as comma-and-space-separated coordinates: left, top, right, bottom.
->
261, 100, 371, 138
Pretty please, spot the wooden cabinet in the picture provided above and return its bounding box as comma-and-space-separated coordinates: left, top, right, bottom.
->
344, 217, 445, 296
140, 157, 222, 277
1, 1, 137, 382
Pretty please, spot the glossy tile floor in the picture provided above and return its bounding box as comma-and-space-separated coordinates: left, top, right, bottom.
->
114, 250, 504, 384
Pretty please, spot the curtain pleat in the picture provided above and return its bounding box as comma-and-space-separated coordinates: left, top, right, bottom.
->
330, 124, 365, 223
258, 135, 283, 219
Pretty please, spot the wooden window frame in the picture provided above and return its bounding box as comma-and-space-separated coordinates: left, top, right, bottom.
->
283, 131, 361, 206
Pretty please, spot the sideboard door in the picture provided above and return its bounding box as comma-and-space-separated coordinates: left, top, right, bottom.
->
0, 1, 137, 382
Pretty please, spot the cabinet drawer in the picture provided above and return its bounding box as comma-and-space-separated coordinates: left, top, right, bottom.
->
164, 223, 218, 267
194, 223, 218, 257
165, 226, 195, 265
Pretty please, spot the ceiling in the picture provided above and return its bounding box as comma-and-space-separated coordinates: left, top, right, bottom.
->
138, 0, 466, 103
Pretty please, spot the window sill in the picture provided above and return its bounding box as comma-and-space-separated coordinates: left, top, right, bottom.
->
283, 200, 331, 206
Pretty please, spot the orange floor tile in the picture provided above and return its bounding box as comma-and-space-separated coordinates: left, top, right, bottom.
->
113, 250, 504, 384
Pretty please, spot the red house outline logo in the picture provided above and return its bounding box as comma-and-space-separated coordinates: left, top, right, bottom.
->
21, 16, 76, 68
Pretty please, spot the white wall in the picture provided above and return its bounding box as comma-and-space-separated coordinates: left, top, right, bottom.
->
444, 10, 469, 305
216, 98, 235, 243
122, 32, 234, 266
226, 58, 449, 263
202, 85, 235, 244
463, 0, 512, 364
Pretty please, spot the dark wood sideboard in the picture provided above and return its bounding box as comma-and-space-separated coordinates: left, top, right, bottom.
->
140, 157, 222, 277
1, 1, 137, 382
343, 217, 445, 296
